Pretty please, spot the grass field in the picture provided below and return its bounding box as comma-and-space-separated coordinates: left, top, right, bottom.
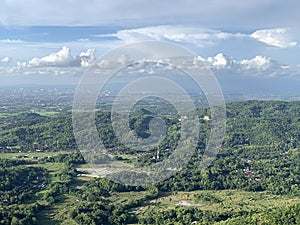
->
2, 151, 299, 224
35, 194, 81, 225
139, 190, 300, 213
0, 112, 19, 118
0, 151, 70, 160
37, 111, 64, 116
0, 151, 73, 183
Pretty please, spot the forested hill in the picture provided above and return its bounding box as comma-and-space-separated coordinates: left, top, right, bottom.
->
224, 100, 299, 147
0, 100, 299, 152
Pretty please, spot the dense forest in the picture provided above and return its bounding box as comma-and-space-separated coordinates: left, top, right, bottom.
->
0, 100, 299, 224
1, 100, 299, 152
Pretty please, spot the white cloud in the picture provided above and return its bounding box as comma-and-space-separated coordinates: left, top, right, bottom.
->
195, 54, 234, 68
240, 56, 272, 70
196, 54, 293, 77
118, 54, 131, 65
250, 28, 297, 48
111, 25, 299, 50
0, 39, 23, 44
10, 61, 83, 77
98, 59, 111, 68
79, 48, 96, 68
206, 53, 234, 68
24, 46, 96, 68
1, 56, 11, 63
5, 46, 97, 77
27, 46, 75, 67
113, 26, 244, 47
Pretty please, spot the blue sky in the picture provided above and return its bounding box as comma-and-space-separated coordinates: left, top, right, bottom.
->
0, 0, 300, 95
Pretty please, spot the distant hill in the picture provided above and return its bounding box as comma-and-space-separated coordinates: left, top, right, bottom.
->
0, 100, 299, 152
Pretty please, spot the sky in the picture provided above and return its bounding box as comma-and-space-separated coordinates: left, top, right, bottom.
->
0, 0, 300, 95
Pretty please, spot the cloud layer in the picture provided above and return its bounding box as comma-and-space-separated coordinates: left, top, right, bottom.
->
113, 26, 244, 47
110, 26, 297, 49
0, 0, 299, 29
0, 45, 298, 79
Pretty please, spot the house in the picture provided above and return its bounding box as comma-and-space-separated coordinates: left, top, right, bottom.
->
203, 115, 210, 121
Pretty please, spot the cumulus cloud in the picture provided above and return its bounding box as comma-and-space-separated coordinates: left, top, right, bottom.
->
24, 46, 95, 68
79, 48, 96, 67
240, 56, 272, 70
96, 55, 132, 69
113, 26, 244, 47
27, 46, 75, 67
98, 59, 111, 68
1, 56, 11, 63
204, 53, 235, 68
8, 46, 97, 77
118, 54, 131, 65
250, 28, 297, 48
196, 54, 293, 77
195, 54, 234, 68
